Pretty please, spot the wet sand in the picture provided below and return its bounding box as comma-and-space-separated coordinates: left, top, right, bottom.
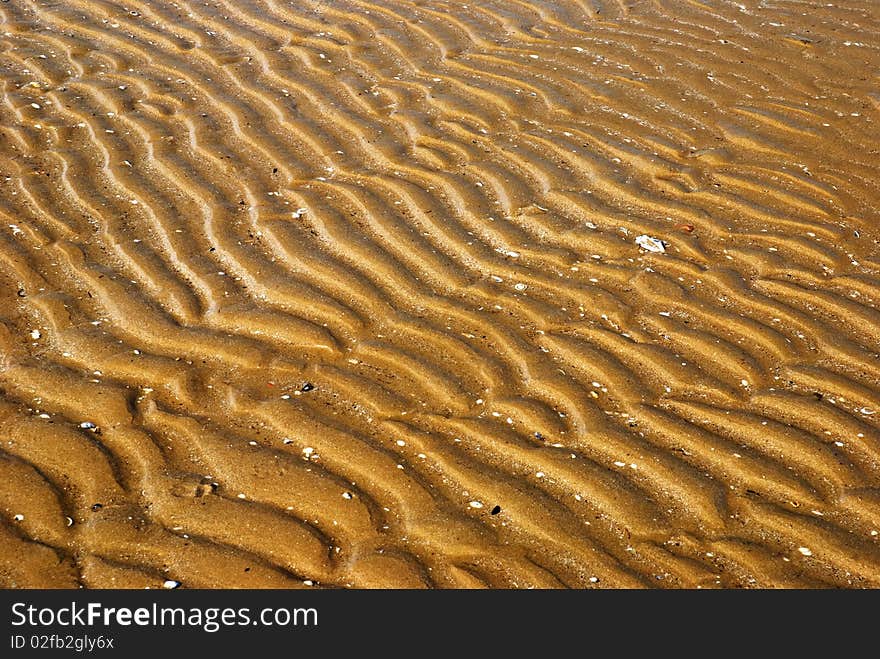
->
1, 0, 879, 588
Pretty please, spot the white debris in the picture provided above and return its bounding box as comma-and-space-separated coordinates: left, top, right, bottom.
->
514, 283, 527, 291
798, 547, 812, 556
292, 208, 308, 218
468, 501, 483, 509
79, 421, 96, 430
30, 329, 41, 339
342, 492, 352, 500
13, 514, 24, 522
859, 408, 874, 415
635, 235, 667, 253
302, 446, 315, 457
162, 580, 180, 589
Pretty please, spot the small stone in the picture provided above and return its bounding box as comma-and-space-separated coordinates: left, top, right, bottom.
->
163, 580, 180, 589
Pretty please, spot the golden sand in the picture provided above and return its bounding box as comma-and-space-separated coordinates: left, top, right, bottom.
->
1, 0, 879, 588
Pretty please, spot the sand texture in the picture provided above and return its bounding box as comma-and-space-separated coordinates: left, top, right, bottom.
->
1, 0, 880, 589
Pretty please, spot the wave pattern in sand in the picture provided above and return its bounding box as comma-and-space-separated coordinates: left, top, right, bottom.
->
1, 0, 879, 588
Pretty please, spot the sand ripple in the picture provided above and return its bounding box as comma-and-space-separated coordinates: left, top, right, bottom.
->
1, 0, 879, 588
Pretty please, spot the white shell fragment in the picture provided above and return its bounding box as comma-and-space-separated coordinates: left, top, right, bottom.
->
635, 234, 667, 253
162, 580, 181, 589
798, 547, 812, 556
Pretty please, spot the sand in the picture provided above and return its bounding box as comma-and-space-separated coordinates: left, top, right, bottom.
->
0, 0, 879, 589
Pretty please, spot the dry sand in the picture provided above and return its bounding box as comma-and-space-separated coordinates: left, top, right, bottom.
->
1, 0, 879, 589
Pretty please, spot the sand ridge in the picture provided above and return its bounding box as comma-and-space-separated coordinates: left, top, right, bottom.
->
0, 0, 879, 588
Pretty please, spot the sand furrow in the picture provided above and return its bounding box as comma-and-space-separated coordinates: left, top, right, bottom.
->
2, 0, 879, 588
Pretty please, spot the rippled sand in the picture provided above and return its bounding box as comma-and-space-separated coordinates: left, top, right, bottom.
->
1, 0, 879, 588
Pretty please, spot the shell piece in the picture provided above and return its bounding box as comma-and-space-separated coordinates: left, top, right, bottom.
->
635, 235, 667, 253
